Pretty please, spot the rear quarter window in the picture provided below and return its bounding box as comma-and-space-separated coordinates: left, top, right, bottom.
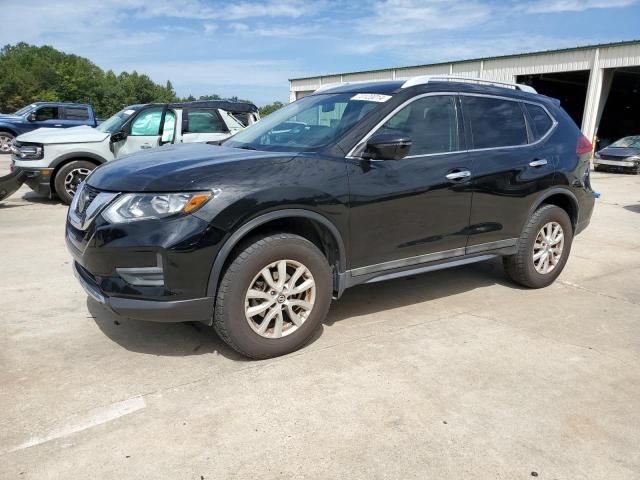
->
462, 96, 528, 149
524, 103, 554, 140
63, 107, 90, 121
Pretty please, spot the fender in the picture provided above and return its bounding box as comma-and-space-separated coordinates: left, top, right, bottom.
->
0, 124, 17, 136
50, 151, 108, 169
205, 209, 347, 298
527, 187, 579, 227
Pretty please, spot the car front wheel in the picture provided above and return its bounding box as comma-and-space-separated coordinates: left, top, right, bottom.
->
54, 160, 96, 204
503, 204, 573, 288
213, 233, 332, 359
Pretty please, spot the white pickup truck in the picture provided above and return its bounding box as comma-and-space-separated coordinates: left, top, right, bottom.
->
9, 100, 259, 204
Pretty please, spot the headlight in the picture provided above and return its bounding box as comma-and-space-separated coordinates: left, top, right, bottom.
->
102, 191, 216, 223
12, 143, 44, 160
594, 152, 601, 159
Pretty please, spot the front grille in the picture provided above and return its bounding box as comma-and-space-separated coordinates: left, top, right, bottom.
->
599, 154, 630, 161
78, 185, 101, 215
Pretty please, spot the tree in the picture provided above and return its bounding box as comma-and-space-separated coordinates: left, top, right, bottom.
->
0, 43, 178, 117
259, 101, 285, 117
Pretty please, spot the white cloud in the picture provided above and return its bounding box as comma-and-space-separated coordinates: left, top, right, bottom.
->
204, 23, 218, 35
356, 0, 491, 35
524, 0, 636, 13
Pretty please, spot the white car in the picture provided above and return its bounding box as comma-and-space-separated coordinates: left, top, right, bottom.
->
10, 100, 260, 204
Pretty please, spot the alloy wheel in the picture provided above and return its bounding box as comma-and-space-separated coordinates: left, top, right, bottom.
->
64, 168, 92, 197
0, 134, 13, 153
244, 259, 316, 339
533, 221, 564, 274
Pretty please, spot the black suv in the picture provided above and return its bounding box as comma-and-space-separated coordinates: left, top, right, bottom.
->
66, 77, 596, 358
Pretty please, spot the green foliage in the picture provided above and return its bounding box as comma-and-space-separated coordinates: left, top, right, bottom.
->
259, 101, 285, 117
0, 43, 177, 118
0, 43, 283, 119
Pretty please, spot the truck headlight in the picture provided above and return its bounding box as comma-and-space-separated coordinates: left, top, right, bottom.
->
102, 191, 216, 223
12, 143, 44, 160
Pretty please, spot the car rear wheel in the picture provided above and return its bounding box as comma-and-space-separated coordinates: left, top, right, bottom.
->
0, 132, 15, 154
503, 204, 573, 288
54, 160, 96, 204
213, 233, 332, 359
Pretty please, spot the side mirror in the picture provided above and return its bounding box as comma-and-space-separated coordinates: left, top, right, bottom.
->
27, 113, 37, 122
362, 133, 412, 160
110, 130, 127, 143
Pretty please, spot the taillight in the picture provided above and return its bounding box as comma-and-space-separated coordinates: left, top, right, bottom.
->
576, 135, 593, 155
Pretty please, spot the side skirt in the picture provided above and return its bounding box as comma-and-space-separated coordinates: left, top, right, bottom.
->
334, 240, 518, 297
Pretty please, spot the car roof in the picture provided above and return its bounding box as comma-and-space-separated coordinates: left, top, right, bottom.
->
314, 79, 557, 106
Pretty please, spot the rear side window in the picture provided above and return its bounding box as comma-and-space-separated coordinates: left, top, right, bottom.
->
63, 107, 89, 121
525, 103, 554, 140
462, 96, 528, 149
186, 109, 227, 133
34, 107, 59, 121
378, 95, 460, 156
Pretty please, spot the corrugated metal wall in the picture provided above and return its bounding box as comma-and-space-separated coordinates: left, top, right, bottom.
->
290, 42, 640, 139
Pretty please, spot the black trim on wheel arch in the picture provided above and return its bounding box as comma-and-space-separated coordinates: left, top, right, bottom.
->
206, 209, 346, 298
527, 188, 579, 228
50, 152, 108, 169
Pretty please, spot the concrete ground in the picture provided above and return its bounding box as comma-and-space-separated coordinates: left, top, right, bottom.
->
1, 157, 639, 479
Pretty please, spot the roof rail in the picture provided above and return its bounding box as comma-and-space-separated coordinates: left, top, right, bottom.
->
401, 75, 537, 94
314, 80, 372, 93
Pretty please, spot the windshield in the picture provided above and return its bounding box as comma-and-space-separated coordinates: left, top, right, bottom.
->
14, 104, 36, 115
609, 136, 640, 149
224, 93, 388, 152
96, 107, 139, 133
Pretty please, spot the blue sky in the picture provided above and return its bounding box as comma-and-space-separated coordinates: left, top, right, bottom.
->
2, 0, 639, 105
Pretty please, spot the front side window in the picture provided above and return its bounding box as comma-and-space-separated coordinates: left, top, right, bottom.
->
462, 96, 528, 149
130, 107, 164, 136
377, 95, 459, 156
224, 93, 384, 152
63, 107, 89, 121
525, 103, 553, 140
35, 107, 59, 121
186, 109, 227, 133
161, 110, 176, 143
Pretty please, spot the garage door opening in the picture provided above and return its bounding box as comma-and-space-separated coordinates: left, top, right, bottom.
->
517, 71, 590, 127
595, 67, 640, 149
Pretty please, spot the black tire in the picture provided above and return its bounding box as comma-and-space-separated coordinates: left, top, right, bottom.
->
503, 204, 573, 289
213, 233, 332, 359
53, 160, 96, 204
0, 131, 15, 154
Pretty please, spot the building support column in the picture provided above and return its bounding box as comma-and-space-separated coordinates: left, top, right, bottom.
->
582, 48, 603, 141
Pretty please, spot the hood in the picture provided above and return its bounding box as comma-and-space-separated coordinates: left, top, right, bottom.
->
87, 143, 293, 192
598, 146, 640, 158
17, 126, 108, 144
0, 113, 23, 122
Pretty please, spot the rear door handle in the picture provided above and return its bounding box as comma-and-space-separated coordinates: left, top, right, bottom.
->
529, 159, 548, 167
140, 144, 152, 149
445, 170, 471, 181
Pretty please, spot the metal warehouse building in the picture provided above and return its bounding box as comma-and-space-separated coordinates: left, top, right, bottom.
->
289, 40, 640, 148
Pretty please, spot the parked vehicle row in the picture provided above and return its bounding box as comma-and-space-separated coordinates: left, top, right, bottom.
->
594, 135, 640, 174
0, 102, 100, 154
8, 100, 259, 203
65, 76, 597, 359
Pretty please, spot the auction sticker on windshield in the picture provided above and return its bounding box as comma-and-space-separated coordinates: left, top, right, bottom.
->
351, 93, 392, 103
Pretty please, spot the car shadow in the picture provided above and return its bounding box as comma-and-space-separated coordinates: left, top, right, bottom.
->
87, 257, 519, 359
623, 203, 640, 213
87, 299, 249, 361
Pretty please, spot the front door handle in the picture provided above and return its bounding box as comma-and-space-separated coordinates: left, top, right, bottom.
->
529, 159, 548, 167
445, 170, 471, 181
140, 144, 152, 149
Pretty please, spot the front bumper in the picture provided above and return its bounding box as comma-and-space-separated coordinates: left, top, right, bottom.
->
11, 164, 52, 196
66, 197, 227, 323
73, 261, 214, 322
594, 158, 639, 172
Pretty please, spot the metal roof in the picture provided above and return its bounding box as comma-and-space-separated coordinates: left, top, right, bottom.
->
290, 39, 640, 82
